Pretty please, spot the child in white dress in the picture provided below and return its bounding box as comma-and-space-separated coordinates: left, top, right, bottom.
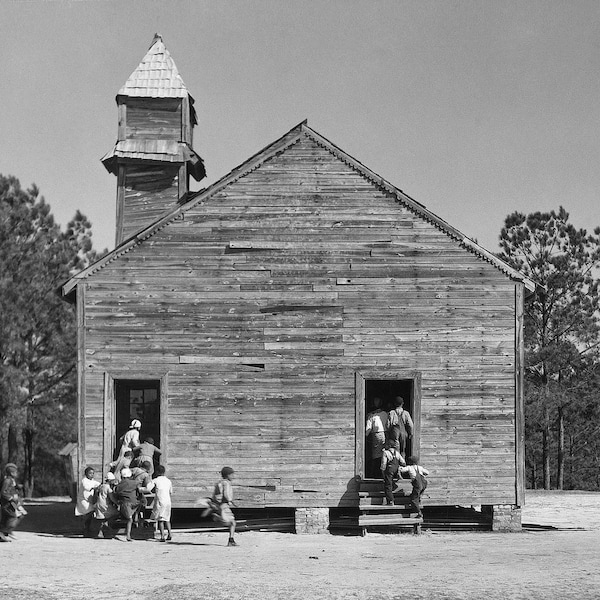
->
151, 465, 172, 541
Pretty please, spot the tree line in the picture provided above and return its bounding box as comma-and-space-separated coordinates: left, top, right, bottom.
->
0, 175, 102, 496
498, 207, 600, 490
1, 173, 599, 495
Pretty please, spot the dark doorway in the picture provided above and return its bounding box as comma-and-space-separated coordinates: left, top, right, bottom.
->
364, 378, 415, 478
115, 380, 160, 453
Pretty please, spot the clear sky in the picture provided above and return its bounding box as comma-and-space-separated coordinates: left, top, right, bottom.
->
2, 0, 599, 253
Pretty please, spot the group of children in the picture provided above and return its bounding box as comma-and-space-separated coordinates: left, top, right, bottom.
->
74, 419, 238, 544
75, 462, 173, 542
366, 396, 429, 518
75, 462, 238, 546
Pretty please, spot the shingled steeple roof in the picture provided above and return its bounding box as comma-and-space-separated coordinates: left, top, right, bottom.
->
118, 33, 190, 99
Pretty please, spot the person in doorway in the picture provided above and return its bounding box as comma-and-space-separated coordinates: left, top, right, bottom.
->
0, 463, 26, 541
380, 440, 406, 505
75, 466, 100, 537
210, 466, 238, 547
109, 450, 134, 483
151, 465, 173, 542
365, 397, 389, 478
400, 455, 429, 518
113, 467, 140, 541
387, 396, 414, 457
132, 437, 161, 475
114, 419, 142, 471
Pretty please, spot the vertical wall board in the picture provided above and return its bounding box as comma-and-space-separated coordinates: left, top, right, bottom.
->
515, 283, 525, 506
77, 283, 86, 479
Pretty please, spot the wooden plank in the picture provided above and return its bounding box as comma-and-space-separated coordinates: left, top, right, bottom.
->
102, 372, 113, 473
77, 282, 87, 479
359, 515, 422, 525
515, 283, 525, 507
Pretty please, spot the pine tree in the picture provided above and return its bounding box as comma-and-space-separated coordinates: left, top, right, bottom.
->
498, 207, 600, 489
0, 175, 102, 495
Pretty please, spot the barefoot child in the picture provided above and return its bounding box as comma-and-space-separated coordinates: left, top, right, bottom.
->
211, 466, 238, 547
113, 467, 139, 541
151, 465, 173, 542
400, 455, 429, 518
75, 466, 100, 537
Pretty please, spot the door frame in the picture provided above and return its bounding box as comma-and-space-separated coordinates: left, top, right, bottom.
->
355, 370, 422, 479
103, 371, 169, 473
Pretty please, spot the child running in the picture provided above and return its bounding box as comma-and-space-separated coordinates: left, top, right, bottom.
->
211, 466, 238, 547
151, 465, 173, 542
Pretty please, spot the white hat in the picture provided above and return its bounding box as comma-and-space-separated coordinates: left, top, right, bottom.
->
121, 467, 132, 478
130, 419, 141, 429
105, 472, 116, 481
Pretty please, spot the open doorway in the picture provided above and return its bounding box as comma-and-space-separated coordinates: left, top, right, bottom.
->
114, 379, 161, 464
356, 372, 421, 480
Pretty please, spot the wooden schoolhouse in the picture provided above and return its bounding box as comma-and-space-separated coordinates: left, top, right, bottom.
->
62, 35, 535, 532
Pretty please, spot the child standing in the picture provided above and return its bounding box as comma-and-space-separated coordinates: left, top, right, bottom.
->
74, 466, 100, 537
380, 440, 406, 505
0, 463, 26, 541
211, 466, 237, 547
400, 455, 429, 518
151, 465, 173, 542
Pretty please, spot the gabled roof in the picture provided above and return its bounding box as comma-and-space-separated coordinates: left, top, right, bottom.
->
118, 34, 190, 99
62, 121, 537, 300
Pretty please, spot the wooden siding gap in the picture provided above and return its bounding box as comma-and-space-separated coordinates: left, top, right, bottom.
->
179, 355, 279, 364
259, 304, 341, 314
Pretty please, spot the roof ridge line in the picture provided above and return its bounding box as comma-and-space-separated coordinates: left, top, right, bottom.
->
300, 124, 535, 291
62, 121, 536, 297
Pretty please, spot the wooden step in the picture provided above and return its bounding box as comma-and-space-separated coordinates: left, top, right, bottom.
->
359, 493, 412, 504
359, 514, 422, 525
359, 481, 412, 494
359, 504, 415, 512
359, 514, 422, 526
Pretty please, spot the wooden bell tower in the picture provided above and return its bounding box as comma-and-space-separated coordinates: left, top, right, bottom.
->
102, 34, 205, 246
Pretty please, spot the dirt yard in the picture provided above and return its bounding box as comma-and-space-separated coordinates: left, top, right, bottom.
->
1, 490, 599, 600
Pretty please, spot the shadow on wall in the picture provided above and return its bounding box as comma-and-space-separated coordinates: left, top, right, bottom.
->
337, 476, 361, 508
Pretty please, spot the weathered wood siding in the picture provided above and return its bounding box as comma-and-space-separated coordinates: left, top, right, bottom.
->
125, 98, 182, 141
118, 164, 180, 242
82, 134, 520, 508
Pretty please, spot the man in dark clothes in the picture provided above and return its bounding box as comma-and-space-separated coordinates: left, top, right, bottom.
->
387, 396, 414, 457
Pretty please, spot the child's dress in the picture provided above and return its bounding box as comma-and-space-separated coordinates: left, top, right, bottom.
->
151, 475, 172, 522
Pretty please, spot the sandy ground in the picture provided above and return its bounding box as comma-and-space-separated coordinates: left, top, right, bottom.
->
1, 490, 599, 600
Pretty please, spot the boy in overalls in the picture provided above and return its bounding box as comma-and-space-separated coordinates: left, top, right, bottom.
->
387, 396, 414, 457
380, 440, 406, 505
